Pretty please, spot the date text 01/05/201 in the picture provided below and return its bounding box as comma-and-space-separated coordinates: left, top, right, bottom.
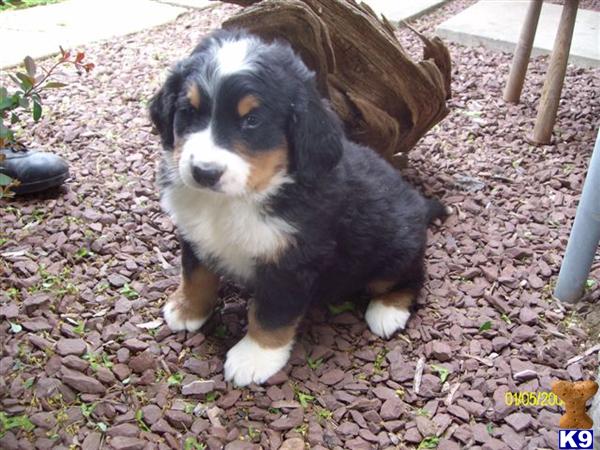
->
505, 391, 565, 407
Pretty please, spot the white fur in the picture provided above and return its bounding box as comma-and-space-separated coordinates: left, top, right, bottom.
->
163, 300, 208, 332
179, 130, 251, 195
224, 334, 293, 386
161, 184, 296, 281
365, 300, 411, 339
215, 38, 252, 76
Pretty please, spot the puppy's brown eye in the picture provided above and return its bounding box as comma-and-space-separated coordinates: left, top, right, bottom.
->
242, 113, 261, 130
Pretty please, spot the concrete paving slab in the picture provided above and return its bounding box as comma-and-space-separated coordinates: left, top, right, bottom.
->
436, 1, 600, 68
363, 0, 447, 23
0, 0, 187, 68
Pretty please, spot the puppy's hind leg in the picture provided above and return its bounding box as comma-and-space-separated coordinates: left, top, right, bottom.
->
365, 280, 416, 339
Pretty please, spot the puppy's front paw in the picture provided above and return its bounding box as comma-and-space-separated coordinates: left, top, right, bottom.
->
163, 296, 208, 333
365, 299, 410, 339
224, 335, 292, 387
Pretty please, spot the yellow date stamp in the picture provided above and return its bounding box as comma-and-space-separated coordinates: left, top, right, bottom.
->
505, 391, 565, 407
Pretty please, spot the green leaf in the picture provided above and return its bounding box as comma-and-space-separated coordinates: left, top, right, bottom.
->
96, 422, 107, 433
418, 436, 440, 449
167, 372, 183, 386
0, 173, 14, 187
24, 56, 36, 77
44, 82, 67, 89
184, 437, 206, 450
18, 96, 29, 109
80, 402, 97, 418
15, 72, 34, 90
135, 410, 151, 432
33, 102, 42, 122
0, 96, 13, 110
327, 301, 355, 315
479, 321, 492, 332
431, 364, 450, 384
0, 412, 35, 433
296, 391, 314, 408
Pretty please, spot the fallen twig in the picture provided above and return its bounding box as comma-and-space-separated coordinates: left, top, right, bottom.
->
414, 356, 425, 395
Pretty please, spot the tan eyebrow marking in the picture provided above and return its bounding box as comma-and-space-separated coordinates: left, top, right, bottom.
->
237, 94, 260, 117
187, 84, 201, 110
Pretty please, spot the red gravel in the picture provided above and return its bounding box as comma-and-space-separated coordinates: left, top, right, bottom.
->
1, 1, 598, 449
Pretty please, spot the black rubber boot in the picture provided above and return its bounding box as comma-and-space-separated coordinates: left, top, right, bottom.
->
0, 148, 70, 195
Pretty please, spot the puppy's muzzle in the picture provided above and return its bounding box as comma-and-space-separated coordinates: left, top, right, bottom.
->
192, 162, 225, 187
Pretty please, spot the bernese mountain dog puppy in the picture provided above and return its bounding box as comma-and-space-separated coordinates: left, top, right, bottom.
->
150, 30, 448, 387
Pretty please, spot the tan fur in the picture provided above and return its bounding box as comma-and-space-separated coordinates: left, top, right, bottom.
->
187, 84, 201, 110
169, 266, 219, 321
367, 279, 397, 296
246, 147, 289, 192
237, 94, 260, 117
247, 302, 297, 349
375, 289, 415, 309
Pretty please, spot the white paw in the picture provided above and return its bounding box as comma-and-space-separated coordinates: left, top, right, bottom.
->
365, 300, 410, 339
163, 299, 207, 332
224, 335, 292, 387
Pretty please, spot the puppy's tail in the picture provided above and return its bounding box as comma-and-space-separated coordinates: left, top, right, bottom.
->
425, 197, 451, 224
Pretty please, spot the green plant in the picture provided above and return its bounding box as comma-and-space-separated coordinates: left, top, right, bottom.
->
184, 437, 206, 450
307, 355, 323, 370
0, 0, 65, 12
0, 412, 35, 438
0, 48, 93, 196
119, 283, 139, 299
167, 372, 183, 386
418, 436, 440, 449
430, 364, 450, 384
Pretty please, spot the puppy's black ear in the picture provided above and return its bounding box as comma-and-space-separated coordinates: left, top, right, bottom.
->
289, 82, 343, 184
149, 70, 182, 150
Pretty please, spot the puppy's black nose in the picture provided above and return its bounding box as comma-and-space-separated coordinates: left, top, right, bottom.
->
191, 163, 225, 187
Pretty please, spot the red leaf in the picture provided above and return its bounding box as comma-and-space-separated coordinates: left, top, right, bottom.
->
84, 63, 95, 73
76, 52, 85, 63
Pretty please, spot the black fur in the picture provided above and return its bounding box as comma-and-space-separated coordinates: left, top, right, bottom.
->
150, 30, 447, 334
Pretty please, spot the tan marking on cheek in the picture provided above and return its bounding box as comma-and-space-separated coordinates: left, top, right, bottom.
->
244, 145, 289, 192
375, 289, 415, 310
169, 266, 220, 321
187, 84, 201, 110
237, 94, 260, 117
247, 302, 298, 349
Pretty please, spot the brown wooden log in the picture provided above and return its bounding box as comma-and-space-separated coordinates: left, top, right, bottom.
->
220, 0, 451, 165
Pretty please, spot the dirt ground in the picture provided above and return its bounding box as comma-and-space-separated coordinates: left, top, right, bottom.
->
1, 1, 599, 449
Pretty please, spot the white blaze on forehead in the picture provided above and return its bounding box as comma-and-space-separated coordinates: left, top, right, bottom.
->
179, 129, 251, 196
215, 38, 253, 76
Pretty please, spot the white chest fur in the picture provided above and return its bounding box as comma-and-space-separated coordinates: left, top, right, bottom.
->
162, 186, 295, 281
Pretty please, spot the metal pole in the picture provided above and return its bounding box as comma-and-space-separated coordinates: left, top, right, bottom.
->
504, 0, 543, 104
531, 0, 579, 144
555, 130, 600, 302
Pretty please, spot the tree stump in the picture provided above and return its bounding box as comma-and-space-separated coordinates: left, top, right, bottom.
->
220, 0, 451, 166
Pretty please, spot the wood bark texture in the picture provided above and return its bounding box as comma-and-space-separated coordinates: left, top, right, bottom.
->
220, 0, 452, 164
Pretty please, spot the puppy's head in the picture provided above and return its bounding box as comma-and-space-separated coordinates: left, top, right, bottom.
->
150, 30, 342, 196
